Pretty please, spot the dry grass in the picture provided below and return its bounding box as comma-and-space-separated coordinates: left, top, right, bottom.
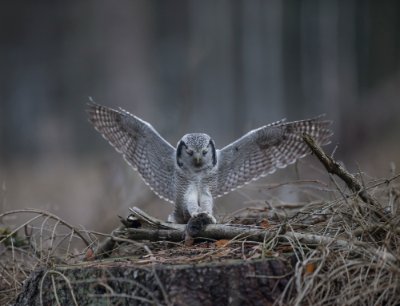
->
275, 173, 400, 305
1, 170, 400, 305
0, 209, 95, 305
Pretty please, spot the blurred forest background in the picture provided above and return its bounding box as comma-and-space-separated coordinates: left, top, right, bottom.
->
1, 1, 400, 232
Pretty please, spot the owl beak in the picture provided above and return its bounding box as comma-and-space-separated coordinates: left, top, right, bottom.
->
193, 155, 202, 167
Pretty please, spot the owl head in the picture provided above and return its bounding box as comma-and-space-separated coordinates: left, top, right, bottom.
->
176, 133, 217, 170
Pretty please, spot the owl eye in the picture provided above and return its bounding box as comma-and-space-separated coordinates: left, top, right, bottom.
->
186, 149, 193, 156
202, 149, 208, 156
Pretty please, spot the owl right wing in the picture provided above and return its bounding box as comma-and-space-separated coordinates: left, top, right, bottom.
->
213, 117, 333, 198
87, 102, 176, 203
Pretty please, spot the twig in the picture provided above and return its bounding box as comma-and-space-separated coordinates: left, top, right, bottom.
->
128, 207, 180, 230
91, 225, 126, 260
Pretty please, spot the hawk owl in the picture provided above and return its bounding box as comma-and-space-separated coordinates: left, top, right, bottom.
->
88, 102, 332, 225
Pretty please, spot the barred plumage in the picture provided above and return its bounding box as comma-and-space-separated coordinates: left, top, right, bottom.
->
87, 102, 333, 224
214, 117, 333, 197
87, 102, 176, 203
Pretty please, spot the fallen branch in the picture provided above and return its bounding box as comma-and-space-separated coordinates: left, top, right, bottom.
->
303, 134, 384, 215
122, 224, 274, 242
128, 206, 273, 239
90, 225, 126, 259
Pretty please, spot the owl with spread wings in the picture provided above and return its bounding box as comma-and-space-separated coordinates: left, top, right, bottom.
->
88, 102, 332, 226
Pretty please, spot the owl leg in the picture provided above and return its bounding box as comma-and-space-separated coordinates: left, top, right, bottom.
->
185, 198, 216, 223
184, 193, 217, 243
184, 199, 202, 221
195, 190, 216, 223
180, 186, 203, 222
178, 186, 217, 237
171, 190, 199, 224
185, 200, 216, 240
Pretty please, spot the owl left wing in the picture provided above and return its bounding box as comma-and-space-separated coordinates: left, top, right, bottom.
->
87, 102, 176, 203
213, 116, 333, 198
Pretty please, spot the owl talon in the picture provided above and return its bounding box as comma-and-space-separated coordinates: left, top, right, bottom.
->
186, 212, 216, 237
191, 212, 216, 223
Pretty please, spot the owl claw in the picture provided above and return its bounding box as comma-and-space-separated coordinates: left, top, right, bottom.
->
208, 214, 217, 224
186, 212, 216, 238
191, 212, 216, 224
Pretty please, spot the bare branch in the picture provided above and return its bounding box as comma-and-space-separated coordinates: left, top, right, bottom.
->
303, 134, 385, 217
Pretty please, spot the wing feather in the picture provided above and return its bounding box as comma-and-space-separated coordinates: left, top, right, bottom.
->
87, 102, 176, 203
214, 116, 333, 197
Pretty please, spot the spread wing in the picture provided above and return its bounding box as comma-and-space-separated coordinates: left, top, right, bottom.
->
213, 116, 333, 197
87, 102, 176, 203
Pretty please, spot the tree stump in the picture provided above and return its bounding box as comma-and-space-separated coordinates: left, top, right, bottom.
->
15, 258, 294, 305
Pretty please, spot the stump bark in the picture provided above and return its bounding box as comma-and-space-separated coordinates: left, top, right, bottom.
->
15, 258, 294, 305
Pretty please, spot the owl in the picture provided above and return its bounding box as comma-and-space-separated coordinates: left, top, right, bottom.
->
87, 102, 332, 225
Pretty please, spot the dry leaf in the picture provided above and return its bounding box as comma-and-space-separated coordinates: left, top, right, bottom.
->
84, 248, 95, 261
215, 239, 230, 248
275, 245, 293, 253
259, 219, 270, 229
305, 262, 316, 274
